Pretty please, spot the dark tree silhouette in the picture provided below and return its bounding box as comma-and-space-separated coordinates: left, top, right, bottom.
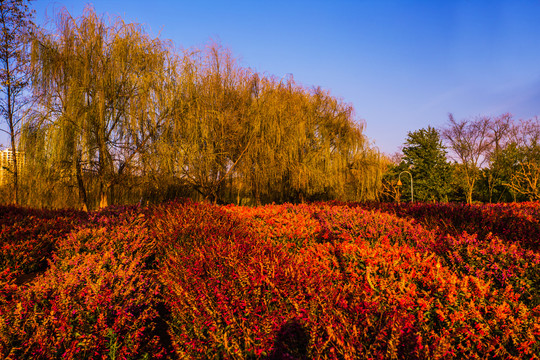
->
0, 0, 34, 204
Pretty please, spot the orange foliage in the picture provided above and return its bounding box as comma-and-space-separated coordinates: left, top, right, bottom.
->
0, 200, 539, 358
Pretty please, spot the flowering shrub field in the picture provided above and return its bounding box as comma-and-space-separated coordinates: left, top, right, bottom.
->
356, 201, 540, 251
1, 200, 539, 359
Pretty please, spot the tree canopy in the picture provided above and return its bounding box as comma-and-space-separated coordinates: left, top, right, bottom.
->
10, 6, 384, 209
401, 126, 451, 202
7, 4, 539, 208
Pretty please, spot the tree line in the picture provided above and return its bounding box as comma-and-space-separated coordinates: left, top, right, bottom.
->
2, 2, 539, 208
383, 113, 540, 204
1, 3, 384, 209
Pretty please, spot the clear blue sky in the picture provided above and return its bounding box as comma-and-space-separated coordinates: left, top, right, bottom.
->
21, 0, 540, 154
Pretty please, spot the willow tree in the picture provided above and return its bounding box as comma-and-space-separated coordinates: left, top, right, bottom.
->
278, 86, 339, 201
157, 43, 256, 203
283, 85, 331, 202
346, 138, 385, 201
236, 75, 375, 204
26, 7, 384, 207
236, 75, 311, 204
30, 7, 173, 209
234, 75, 292, 204
279, 85, 371, 202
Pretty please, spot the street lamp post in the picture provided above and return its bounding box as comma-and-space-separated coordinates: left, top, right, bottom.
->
397, 171, 413, 202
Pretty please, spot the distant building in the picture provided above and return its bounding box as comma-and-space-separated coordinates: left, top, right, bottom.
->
0, 149, 25, 186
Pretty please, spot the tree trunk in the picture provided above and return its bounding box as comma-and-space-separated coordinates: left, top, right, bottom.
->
99, 181, 109, 208
75, 155, 88, 211
236, 181, 241, 206
10, 137, 18, 205
7, 77, 18, 205
486, 172, 495, 203
254, 180, 261, 206
466, 180, 475, 204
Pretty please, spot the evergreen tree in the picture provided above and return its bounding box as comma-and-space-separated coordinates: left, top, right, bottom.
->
401, 126, 452, 202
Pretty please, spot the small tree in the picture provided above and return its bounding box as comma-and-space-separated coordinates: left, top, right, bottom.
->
482, 113, 513, 202
402, 126, 452, 202
0, 0, 34, 204
442, 114, 493, 204
502, 118, 540, 201
379, 152, 404, 202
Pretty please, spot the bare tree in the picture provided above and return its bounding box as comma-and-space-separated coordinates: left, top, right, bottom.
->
488, 113, 513, 155
0, 0, 34, 204
442, 114, 493, 203
484, 113, 513, 202
504, 117, 540, 200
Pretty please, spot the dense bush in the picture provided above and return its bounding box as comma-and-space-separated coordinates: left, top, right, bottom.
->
0, 200, 538, 359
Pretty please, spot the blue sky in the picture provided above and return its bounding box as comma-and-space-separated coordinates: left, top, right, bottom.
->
21, 0, 540, 154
